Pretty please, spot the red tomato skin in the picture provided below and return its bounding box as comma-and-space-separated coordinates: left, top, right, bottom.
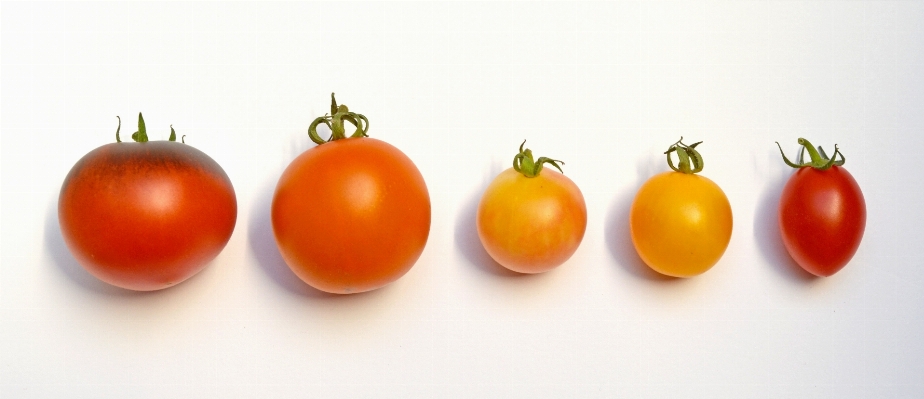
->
271, 137, 431, 294
58, 142, 238, 291
778, 165, 866, 277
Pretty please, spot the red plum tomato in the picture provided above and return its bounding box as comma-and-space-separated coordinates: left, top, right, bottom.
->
776, 138, 866, 277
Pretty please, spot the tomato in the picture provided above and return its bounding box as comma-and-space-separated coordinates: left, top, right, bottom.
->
58, 114, 237, 291
476, 141, 587, 274
776, 138, 866, 277
629, 139, 733, 277
271, 94, 430, 294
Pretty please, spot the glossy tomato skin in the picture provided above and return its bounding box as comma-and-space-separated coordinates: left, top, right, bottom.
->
271, 137, 431, 294
630, 171, 733, 277
779, 165, 865, 277
477, 168, 587, 274
58, 141, 238, 291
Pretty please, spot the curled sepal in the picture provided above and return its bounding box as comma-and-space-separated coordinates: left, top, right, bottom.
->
775, 137, 845, 171
308, 117, 333, 144
307, 93, 369, 145
512, 140, 564, 178
115, 116, 122, 142
131, 112, 149, 143
344, 113, 369, 138
664, 137, 704, 174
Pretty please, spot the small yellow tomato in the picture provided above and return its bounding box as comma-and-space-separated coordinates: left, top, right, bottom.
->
629, 139, 733, 277
477, 142, 587, 274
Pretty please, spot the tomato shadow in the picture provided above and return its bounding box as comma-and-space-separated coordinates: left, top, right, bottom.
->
43, 202, 150, 296
247, 179, 344, 299
603, 154, 681, 283
453, 174, 524, 278
603, 187, 679, 283
753, 175, 817, 283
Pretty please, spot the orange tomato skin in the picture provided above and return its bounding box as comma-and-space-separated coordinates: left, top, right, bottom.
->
58, 142, 238, 291
271, 137, 431, 294
629, 171, 733, 278
477, 168, 587, 274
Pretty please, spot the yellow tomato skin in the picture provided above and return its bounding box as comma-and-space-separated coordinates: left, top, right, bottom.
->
477, 168, 587, 274
629, 171, 733, 277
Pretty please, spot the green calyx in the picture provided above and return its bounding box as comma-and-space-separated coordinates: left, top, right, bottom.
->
664, 137, 704, 174
308, 93, 369, 145
512, 140, 564, 178
775, 138, 844, 170
115, 113, 184, 143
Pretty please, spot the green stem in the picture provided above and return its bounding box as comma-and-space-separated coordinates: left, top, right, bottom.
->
664, 137, 704, 174
115, 114, 182, 143
308, 93, 369, 145
775, 138, 845, 170
512, 140, 564, 178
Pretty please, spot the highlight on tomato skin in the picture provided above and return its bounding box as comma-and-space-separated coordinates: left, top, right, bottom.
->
775, 138, 866, 277
57, 114, 238, 291
628, 138, 733, 278
270, 94, 431, 294
475, 141, 587, 274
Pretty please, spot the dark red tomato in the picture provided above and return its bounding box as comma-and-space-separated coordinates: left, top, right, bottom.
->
58, 114, 237, 291
271, 94, 430, 294
776, 139, 866, 277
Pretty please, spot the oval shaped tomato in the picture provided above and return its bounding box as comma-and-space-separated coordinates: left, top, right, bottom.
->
271, 95, 430, 294
58, 114, 237, 291
477, 142, 587, 274
776, 139, 866, 277
629, 139, 733, 277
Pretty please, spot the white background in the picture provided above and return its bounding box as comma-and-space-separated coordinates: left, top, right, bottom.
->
2, 1, 923, 397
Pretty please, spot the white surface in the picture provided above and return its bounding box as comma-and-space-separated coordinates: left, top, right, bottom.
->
2, 1, 923, 397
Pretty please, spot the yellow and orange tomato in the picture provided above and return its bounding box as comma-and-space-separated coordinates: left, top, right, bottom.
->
629, 139, 733, 277
477, 141, 587, 274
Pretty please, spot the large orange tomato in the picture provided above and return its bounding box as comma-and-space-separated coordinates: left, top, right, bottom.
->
629, 139, 733, 277
477, 142, 587, 274
271, 94, 431, 294
58, 114, 237, 291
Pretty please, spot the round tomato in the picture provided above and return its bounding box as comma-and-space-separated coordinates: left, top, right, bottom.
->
776, 138, 866, 277
629, 139, 733, 277
271, 94, 430, 294
476, 141, 587, 274
58, 114, 237, 291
